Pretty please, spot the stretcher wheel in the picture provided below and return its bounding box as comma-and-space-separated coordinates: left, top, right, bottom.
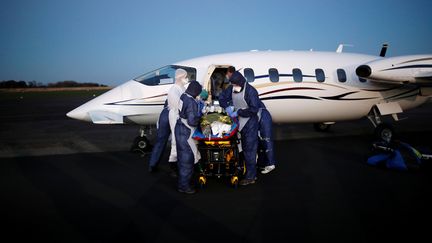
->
231, 176, 239, 188
198, 176, 206, 189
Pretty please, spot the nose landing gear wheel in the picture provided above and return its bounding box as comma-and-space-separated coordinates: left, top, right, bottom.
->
131, 136, 152, 154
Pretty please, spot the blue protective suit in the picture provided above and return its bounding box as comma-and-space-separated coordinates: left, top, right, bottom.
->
175, 82, 202, 191
257, 101, 276, 167
148, 100, 170, 168
219, 82, 259, 180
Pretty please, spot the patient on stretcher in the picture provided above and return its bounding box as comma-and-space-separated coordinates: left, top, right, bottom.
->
193, 112, 238, 140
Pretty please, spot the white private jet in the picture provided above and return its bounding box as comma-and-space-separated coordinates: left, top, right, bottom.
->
67, 44, 432, 150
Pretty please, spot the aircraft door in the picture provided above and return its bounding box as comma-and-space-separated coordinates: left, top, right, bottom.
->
204, 65, 231, 102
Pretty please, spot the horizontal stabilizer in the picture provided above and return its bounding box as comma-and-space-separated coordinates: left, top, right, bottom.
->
89, 111, 124, 124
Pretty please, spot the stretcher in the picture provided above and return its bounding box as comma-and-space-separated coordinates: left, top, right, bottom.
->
192, 117, 245, 188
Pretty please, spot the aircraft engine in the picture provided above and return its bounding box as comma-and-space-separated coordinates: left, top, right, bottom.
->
356, 55, 432, 84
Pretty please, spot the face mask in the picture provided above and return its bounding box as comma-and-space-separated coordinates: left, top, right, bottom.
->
233, 85, 242, 93
183, 82, 189, 90
182, 77, 189, 85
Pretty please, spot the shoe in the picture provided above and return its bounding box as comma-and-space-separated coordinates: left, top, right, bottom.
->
178, 187, 196, 194
239, 178, 256, 186
261, 165, 275, 174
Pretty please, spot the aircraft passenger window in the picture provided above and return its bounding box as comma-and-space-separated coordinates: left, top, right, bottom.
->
293, 68, 303, 82
337, 69, 347, 82
269, 68, 279, 82
133, 65, 197, 86
315, 69, 325, 82
244, 68, 255, 82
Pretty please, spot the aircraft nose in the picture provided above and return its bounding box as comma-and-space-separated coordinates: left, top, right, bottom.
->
66, 80, 143, 123
66, 106, 91, 122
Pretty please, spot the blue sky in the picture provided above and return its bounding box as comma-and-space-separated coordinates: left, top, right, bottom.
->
1, 0, 431, 86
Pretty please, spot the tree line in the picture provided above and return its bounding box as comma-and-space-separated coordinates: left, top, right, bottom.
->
0, 80, 107, 89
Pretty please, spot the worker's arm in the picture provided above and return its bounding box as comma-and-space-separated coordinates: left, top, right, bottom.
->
186, 98, 202, 127
218, 85, 233, 108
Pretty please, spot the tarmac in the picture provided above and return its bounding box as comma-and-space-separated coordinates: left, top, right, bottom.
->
1, 91, 432, 242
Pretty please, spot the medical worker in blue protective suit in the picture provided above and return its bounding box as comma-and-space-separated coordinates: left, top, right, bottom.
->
219, 71, 259, 186
175, 81, 203, 194
148, 100, 170, 172
257, 101, 276, 174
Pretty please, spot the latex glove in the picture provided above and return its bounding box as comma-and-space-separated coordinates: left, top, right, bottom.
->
229, 111, 238, 118
225, 106, 234, 115
203, 106, 210, 114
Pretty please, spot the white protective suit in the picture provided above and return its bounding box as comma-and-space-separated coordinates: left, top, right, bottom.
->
167, 69, 188, 162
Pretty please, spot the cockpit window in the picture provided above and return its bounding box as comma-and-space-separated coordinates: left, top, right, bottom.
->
134, 65, 197, 86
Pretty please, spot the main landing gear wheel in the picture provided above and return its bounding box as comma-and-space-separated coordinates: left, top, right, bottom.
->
374, 123, 394, 142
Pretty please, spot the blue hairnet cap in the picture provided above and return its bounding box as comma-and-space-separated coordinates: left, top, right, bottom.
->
229, 71, 246, 87
186, 81, 202, 98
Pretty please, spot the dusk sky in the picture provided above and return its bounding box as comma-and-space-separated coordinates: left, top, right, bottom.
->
1, 0, 431, 86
